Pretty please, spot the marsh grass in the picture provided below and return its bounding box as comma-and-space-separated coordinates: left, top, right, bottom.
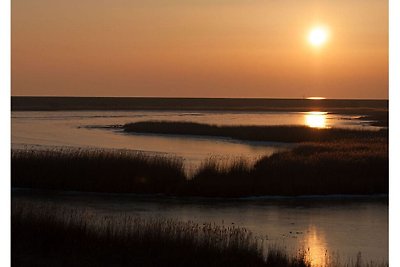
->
187, 158, 254, 197
12, 202, 388, 267
12, 149, 186, 194
123, 122, 387, 143
12, 136, 388, 197
187, 138, 388, 197
12, 202, 267, 267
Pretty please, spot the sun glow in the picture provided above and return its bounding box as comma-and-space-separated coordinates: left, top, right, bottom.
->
308, 26, 329, 47
306, 97, 326, 100
304, 112, 328, 128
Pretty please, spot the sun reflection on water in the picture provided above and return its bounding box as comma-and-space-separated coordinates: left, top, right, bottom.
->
304, 112, 328, 128
304, 226, 329, 267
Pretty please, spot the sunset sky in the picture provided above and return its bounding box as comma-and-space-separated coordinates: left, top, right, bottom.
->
12, 0, 388, 99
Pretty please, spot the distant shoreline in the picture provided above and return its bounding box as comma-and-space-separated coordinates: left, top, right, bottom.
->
11, 96, 388, 112
12, 187, 389, 202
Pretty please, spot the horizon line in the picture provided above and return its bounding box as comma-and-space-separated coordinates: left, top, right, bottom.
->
10, 95, 389, 101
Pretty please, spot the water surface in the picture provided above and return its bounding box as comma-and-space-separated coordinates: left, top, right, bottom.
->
11, 110, 388, 265
11, 110, 378, 172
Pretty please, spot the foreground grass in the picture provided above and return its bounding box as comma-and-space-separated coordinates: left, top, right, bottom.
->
12, 202, 388, 267
12, 202, 309, 267
123, 122, 387, 143
12, 137, 388, 197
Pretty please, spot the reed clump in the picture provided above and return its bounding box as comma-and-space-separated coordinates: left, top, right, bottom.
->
12, 201, 388, 267
123, 121, 387, 143
187, 138, 388, 197
12, 202, 268, 267
11, 149, 186, 194
187, 158, 254, 197
12, 137, 388, 197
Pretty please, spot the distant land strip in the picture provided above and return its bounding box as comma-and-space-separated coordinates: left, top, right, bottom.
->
11, 96, 388, 112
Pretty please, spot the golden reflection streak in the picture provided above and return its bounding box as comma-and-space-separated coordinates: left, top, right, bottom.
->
304, 112, 328, 128
304, 226, 329, 267
306, 97, 326, 100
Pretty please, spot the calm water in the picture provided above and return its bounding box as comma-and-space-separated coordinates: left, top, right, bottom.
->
14, 191, 388, 265
11, 110, 378, 172
11, 110, 388, 265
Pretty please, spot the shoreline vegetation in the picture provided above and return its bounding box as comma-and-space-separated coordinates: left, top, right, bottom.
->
123, 122, 388, 143
12, 201, 387, 267
12, 130, 388, 197
12, 202, 268, 267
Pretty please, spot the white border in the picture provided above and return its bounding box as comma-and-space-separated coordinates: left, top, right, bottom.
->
0, 0, 11, 266
389, 0, 400, 266
3, 0, 396, 265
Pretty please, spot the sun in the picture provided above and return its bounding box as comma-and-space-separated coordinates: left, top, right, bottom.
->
308, 26, 329, 47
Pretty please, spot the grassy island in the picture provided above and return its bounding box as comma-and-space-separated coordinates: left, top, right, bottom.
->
123, 122, 387, 143
12, 136, 387, 197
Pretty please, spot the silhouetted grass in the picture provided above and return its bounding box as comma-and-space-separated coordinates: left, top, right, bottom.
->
11, 149, 186, 194
12, 202, 388, 267
11, 202, 300, 267
188, 139, 388, 197
123, 122, 387, 143
12, 137, 388, 197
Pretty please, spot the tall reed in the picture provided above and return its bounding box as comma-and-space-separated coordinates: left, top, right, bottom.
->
12, 137, 388, 197
12, 148, 186, 194
12, 201, 388, 267
12, 201, 268, 267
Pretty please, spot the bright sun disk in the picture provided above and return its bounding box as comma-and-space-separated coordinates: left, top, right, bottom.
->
308, 26, 329, 47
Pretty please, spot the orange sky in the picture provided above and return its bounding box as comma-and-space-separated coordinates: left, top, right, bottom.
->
12, 0, 388, 99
